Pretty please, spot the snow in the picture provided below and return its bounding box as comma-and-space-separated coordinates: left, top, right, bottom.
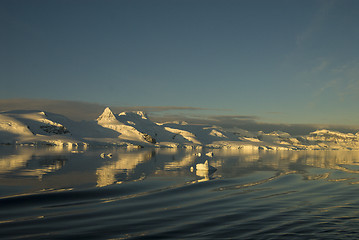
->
209, 129, 227, 138
196, 160, 210, 171
97, 107, 117, 123
1, 107, 359, 150
194, 160, 217, 181
206, 152, 214, 157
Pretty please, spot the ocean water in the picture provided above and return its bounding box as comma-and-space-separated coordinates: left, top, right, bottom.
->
1, 146, 359, 239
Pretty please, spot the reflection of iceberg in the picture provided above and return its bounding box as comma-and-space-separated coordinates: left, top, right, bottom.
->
191, 160, 217, 182
195, 170, 211, 182
196, 160, 216, 172
96, 151, 154, 187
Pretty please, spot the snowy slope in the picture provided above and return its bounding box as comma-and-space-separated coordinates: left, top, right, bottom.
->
297, 129, 359, 150
0, 110, 86, 147
96, 107, 157, 145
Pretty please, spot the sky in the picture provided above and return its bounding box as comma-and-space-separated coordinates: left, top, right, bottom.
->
1, 0, 359, 128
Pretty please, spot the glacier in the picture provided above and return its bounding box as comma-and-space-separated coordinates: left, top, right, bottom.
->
0, 107, 358, 150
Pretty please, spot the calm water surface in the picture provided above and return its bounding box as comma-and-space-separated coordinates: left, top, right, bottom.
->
1, 146, 359, 239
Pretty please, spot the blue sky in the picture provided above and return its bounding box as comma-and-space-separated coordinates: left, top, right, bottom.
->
1, 0, 359, 126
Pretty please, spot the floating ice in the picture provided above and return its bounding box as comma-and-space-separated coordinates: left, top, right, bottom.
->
205, 152, 214, 157
196, 160, 216, 172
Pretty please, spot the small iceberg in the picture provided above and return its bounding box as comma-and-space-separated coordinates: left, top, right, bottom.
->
191, 160, 217, 182
205, 152, 214, 157
196, 160, 216, 172
100, 152, 113, 158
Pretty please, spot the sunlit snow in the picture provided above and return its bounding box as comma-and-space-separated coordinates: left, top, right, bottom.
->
0, 107, 359, 150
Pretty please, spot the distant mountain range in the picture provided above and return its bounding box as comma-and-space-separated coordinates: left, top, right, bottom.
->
0, 107, 358, 150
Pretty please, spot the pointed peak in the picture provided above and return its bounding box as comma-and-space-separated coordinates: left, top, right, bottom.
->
97, 107, 117, 122
103, 107, 112, 112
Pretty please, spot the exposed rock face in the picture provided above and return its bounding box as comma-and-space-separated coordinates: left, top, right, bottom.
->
40, 125, 70, 134
142, 133, 156, 144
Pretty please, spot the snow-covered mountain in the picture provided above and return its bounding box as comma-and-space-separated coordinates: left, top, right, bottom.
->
297, 129, 359, 150
0, 110, 81, 146
0, 108, 358, 150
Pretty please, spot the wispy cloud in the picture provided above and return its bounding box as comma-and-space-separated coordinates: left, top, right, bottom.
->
313, 61, 359, 100
311, 58, 330, 74
314, 78, 339, 97
0, 99, 105, 120
296, 0, 336, 47
336, 62, 359, 100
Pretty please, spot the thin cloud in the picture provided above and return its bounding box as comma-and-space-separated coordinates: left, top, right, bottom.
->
314, 78, 339, 97
120, 106, 213, 112
311, 59, 330, 74
296, 0, 336, 47
313, 61, 359, 100
152, 113, 359, 136
208, 115, 259, 121
0, 98, 106, 120
0, 99, 218, 121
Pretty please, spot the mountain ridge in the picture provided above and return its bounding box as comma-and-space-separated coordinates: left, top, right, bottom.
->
0, 107, 358, 150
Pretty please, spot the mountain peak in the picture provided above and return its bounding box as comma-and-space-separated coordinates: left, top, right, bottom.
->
97, 107, 117, 122
118, 111, 148, 120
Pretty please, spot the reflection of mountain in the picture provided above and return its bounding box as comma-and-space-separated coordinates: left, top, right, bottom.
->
164, 153, 197, 170
2, 147, 359, 193
297, 151, 359, 174
96, 150, 212, 187
96, 151, 155, 187
19, 157, 66, 180
209, 150, 359, 181
0, 148, 67, 180
0, 152, 33, 174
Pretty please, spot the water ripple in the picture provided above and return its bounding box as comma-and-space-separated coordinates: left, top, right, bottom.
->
2, 149, 359, 239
